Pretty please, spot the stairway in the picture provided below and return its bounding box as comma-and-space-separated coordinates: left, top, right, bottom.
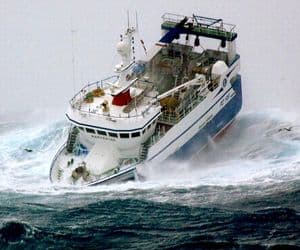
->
139, 141, 151, 161
66, 126, 79, 153
57, 167, 64, 181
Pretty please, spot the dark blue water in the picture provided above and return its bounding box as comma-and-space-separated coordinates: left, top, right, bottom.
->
0, 111, 300, 249
0, 186, 299, 250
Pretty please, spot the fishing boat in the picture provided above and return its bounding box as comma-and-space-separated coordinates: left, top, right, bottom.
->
50, 13, 242, 185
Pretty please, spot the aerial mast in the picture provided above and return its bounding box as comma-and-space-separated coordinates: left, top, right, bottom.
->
71, 29, 77, 95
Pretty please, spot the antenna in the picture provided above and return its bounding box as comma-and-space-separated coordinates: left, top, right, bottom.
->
135, 11, 138, 32
127, 10, 130, 29
71, 29, 77, 95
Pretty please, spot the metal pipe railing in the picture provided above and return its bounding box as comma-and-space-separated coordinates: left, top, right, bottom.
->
71, 104, 159, 119
161, 12, 236, 40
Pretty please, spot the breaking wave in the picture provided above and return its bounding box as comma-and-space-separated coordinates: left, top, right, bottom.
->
0, 109, 300, 197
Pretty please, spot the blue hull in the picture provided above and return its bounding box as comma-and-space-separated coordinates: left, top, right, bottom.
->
171, 75, 242, 161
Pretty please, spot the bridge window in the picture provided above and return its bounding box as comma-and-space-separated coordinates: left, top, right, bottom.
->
97, 130, 107, 136
120, 133, 130, 138
132, 131, 140, 138
108, 132, 118, 138
78, 127, 84, 131
86, 128, 96, 134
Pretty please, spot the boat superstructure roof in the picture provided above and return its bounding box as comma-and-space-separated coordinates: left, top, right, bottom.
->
160, 13, 237, 43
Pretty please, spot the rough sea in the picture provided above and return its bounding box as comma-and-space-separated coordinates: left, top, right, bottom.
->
0, 110, 299, 250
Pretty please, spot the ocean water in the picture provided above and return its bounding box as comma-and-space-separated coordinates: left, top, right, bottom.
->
0, 110, 299, 250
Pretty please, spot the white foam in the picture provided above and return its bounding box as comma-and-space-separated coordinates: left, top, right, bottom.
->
0, 109, 299, 196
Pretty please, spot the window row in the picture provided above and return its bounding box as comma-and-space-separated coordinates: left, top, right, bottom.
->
77, 122, 156, 139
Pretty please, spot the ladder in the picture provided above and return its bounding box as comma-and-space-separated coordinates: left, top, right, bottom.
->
66, 126, 79, 153
139, 141, 151, 161
57, 167, 64, 180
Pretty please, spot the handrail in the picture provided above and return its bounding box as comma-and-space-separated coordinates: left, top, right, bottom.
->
70, 102, 159, 119
49, 142, 67, 182
161, 12, 236, 40
68, 74, 161, 119
69, 75, 119, 106
100, 75, 119, 86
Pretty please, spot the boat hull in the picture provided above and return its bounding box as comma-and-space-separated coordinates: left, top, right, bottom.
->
88, 166, 137, 186
146, 75, 242, 163
50, 148, 138, 186
171, 75, 242, 160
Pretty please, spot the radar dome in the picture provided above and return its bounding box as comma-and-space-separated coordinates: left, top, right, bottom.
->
116, 41, 130, 56
211, 60, 228, 77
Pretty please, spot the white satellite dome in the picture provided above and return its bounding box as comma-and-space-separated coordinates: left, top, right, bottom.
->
211, 60, 228, 77
116, 41, 130, 56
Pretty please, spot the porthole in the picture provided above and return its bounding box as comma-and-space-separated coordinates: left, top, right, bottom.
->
223, 78, 227, 87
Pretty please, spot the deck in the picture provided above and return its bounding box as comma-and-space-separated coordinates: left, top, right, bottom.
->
70, 81, 156, 119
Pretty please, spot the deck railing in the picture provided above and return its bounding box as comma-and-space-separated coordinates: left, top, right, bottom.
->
69, 75, 119, 105
69, 76, 160, 119
158, 88, 207, 125
161, 13, 236, 41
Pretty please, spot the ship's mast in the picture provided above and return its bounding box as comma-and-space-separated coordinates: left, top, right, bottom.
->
114, 12, 138, 88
